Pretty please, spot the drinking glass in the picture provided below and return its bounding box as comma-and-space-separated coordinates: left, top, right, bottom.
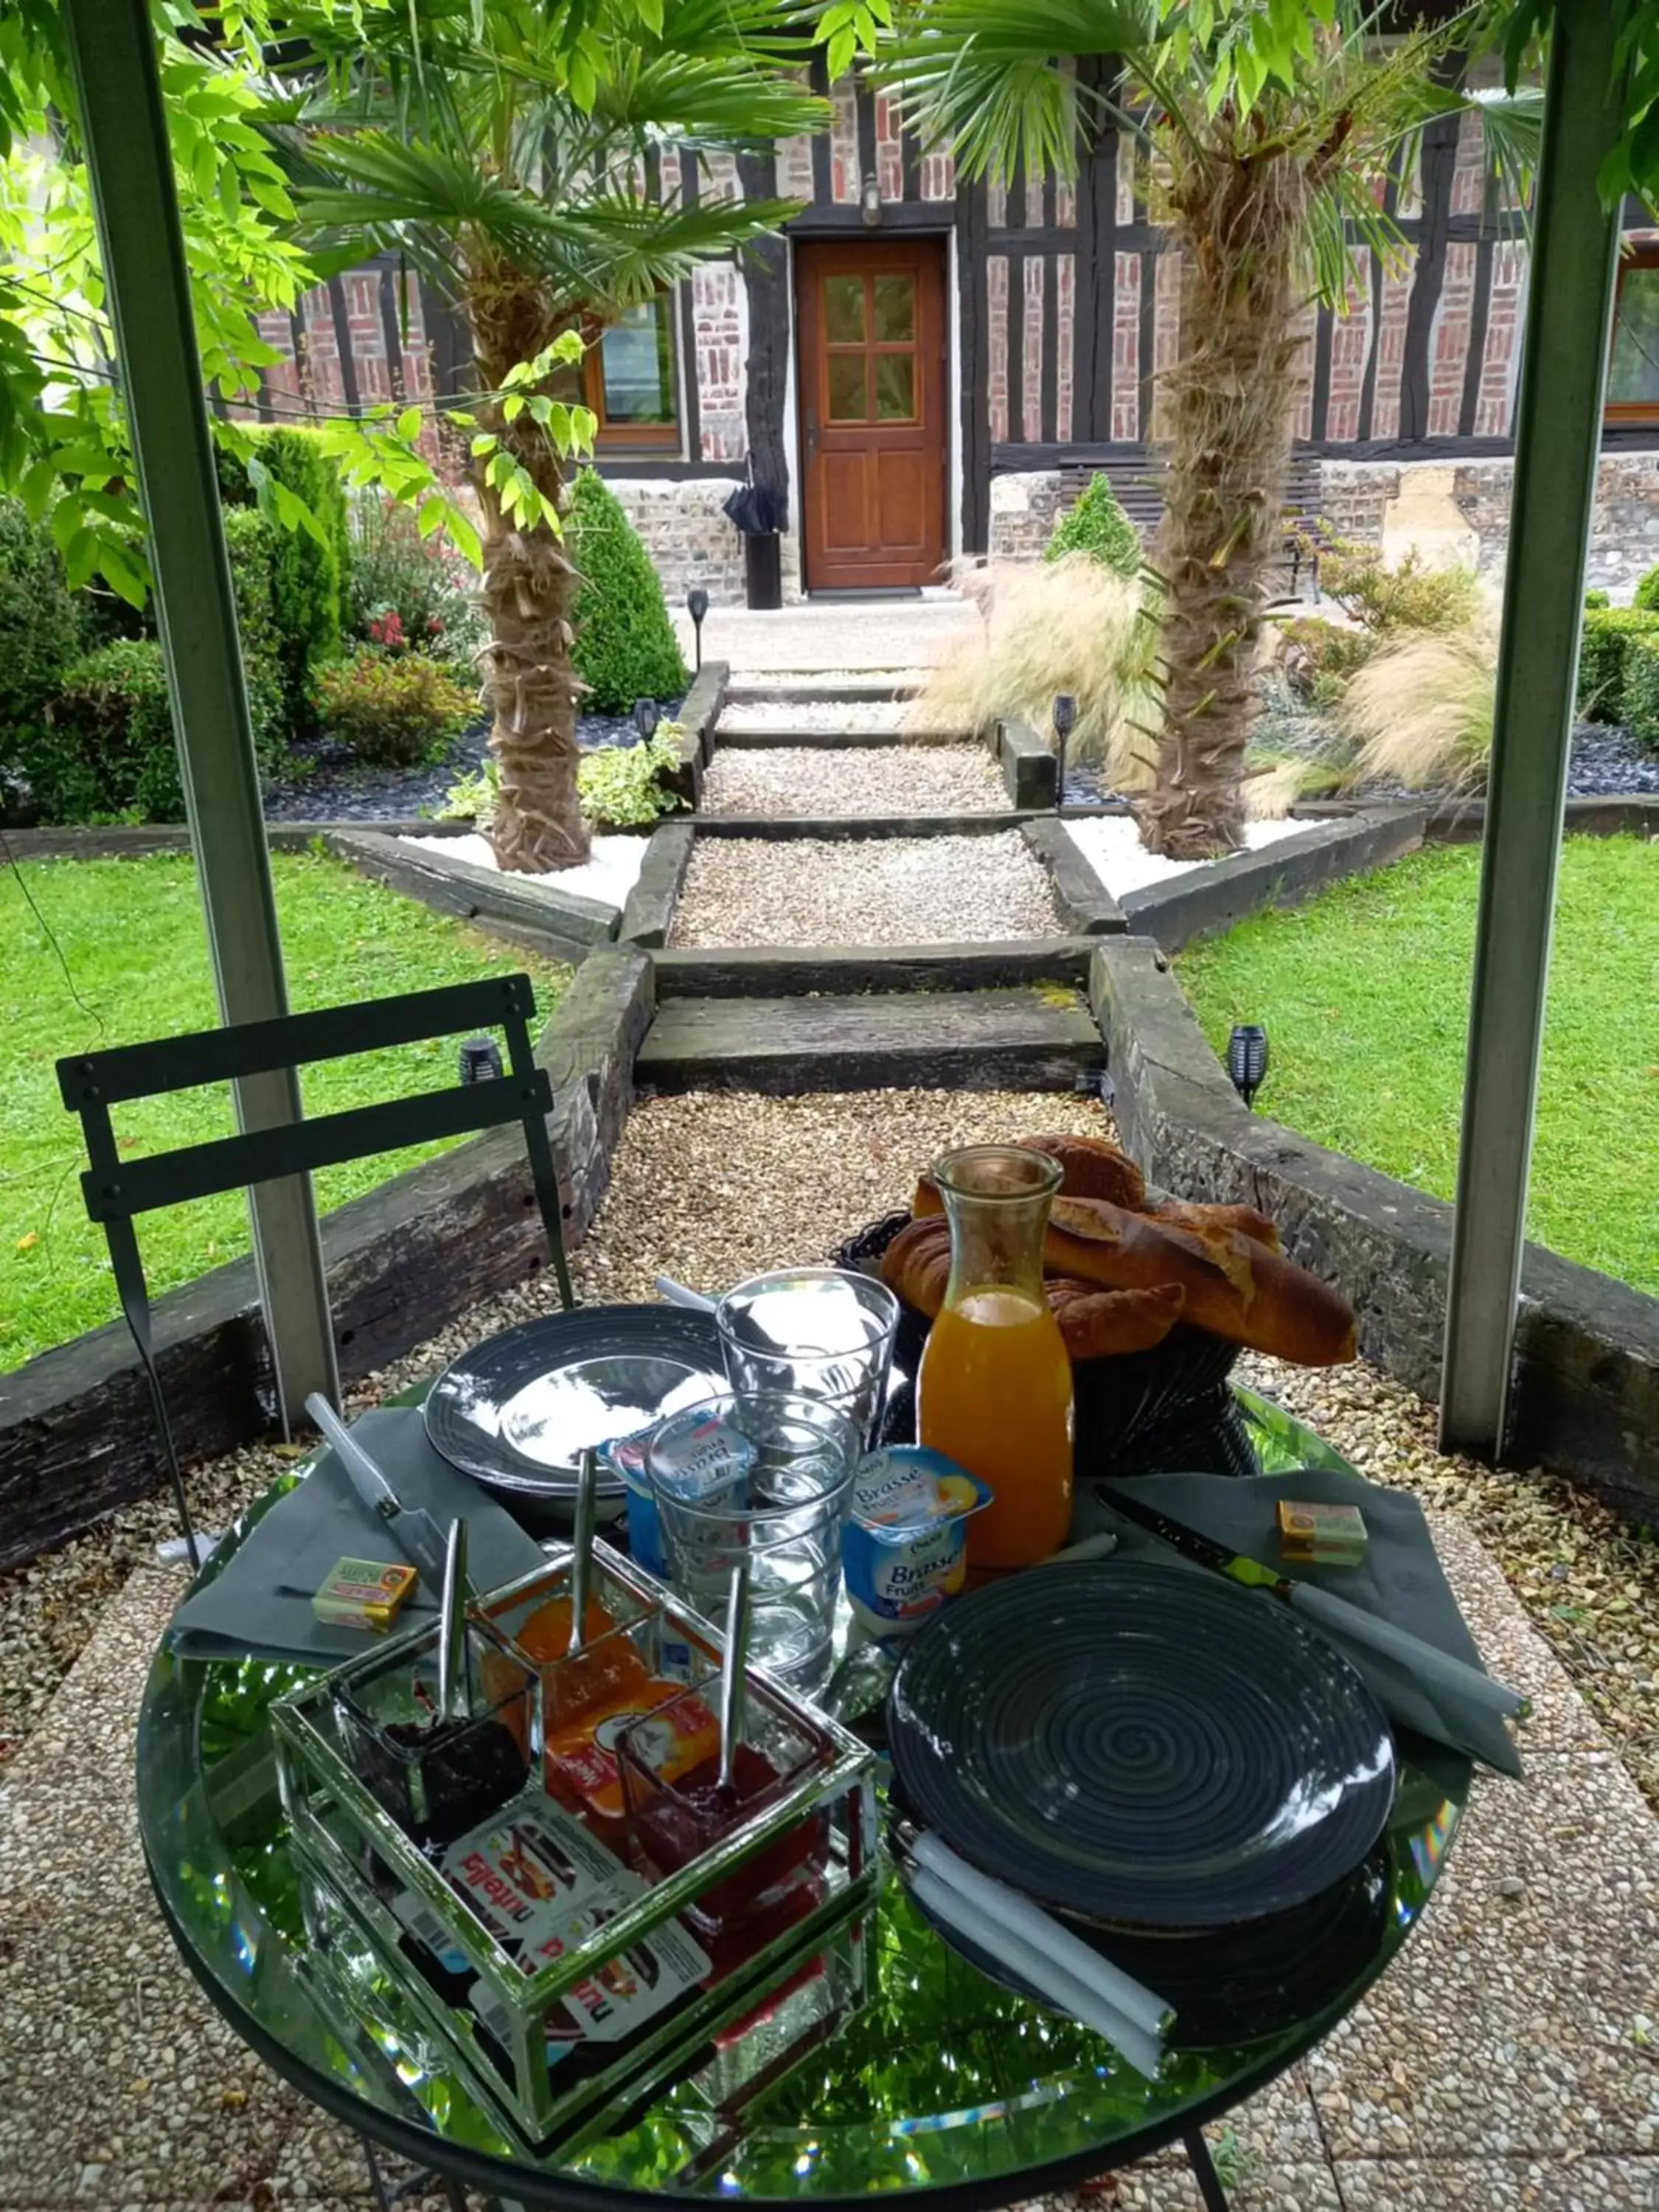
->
715, 1268, 899, 1444
645, 1391, 859, 1695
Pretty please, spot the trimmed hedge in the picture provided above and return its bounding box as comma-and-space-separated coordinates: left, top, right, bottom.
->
0, 501, 84, 815
1576, 605, 1659, 723
1620, 630, 1659, 745
1634, 565, 1659, 613
568, 468, 686, 713
219, 427, 349, 720
18, 514, 285, 824
1046, 473, 1142, 576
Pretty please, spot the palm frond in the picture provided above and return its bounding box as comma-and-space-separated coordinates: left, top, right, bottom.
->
880, 0, 1155, 178
557, 191, 799, 305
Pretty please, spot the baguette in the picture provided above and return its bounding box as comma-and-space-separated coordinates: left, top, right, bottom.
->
880, 1220, 1187, 1360
1147, 1196, 1281, 1253
1016, 1133, 1147, 1211
1046, 1196, 1356, 1366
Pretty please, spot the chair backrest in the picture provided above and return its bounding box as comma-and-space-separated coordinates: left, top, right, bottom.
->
57, 971, 574, 1563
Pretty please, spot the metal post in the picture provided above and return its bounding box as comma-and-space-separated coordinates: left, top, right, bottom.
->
63, 0, 340, 1424
1439, 7, 1624, 1459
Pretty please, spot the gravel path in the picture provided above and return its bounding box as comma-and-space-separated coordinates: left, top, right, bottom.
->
671, 831, 1062, 945
703, 745, 1005, 817
716, 698, 914, 734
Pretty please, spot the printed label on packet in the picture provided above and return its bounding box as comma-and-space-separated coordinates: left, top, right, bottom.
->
437, 1790, 623, 1955
467, 1888, 710, 2059
646, 1412, 757, 1508
383, 1785, 711, 2064
842, 1447, 992, 1638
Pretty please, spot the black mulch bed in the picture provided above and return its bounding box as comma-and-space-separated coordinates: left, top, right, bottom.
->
1061, 717, 1659, 810
262, 704, 678, 824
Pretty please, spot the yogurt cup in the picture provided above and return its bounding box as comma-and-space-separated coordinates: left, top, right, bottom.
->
842, 1447, 991, 1640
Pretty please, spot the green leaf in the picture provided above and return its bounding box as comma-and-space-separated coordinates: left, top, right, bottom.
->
417, 493, 446, 536
396, 404, 424, 442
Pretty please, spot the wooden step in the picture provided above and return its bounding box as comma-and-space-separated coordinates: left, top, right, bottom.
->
723, 679, 923, 704
636, 987, 1105, 1095
712, 726, 968, 749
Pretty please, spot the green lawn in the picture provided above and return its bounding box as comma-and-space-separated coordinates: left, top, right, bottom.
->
1178, 836, 1659, 1298
1, 851, 568, 1371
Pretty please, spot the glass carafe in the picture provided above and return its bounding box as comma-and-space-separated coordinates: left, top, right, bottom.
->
916, 1145, 1074, 1573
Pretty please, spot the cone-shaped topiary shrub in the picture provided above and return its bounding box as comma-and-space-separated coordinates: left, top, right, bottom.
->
567, 467, 687, 713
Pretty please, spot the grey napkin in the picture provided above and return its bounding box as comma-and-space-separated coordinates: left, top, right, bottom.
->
168, 1407, 548, 1663
1074, 1467, 1522, 1779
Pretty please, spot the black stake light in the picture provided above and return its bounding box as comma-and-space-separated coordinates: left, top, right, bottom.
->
1052, 693, 1077, 813
459, 1036, 503, 1085
1227, 1024, 1270, 1109
633, 696, 661, 742
686, 587, 709, 671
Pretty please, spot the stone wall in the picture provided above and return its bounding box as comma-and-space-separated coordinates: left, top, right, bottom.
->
605, 477, 748, 606
987, 469, 1079, 562
987, 451, 1659, 595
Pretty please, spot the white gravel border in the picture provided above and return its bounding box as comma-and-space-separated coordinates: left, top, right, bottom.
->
1065, 814, 1305, 897
398, 832, 648, 908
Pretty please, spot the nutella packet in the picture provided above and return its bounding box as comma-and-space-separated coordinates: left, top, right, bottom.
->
387, 1787, 711, 2062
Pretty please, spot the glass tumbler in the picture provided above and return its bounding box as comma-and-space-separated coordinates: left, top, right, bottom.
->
715, 1268, 900, 1444
645, 1391, 860, 1695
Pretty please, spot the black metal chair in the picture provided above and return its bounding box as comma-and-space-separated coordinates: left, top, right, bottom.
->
58, 971, 574, 1567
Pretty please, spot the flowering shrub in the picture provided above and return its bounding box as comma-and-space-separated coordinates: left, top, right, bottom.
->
315, 649, 476, 767
347, 497, 485, 680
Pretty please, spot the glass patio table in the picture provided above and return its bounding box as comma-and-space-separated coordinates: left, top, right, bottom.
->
135, 1386, 1470, 2212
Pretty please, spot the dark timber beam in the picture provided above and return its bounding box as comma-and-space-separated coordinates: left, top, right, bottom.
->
1440, 9, 1626, 1460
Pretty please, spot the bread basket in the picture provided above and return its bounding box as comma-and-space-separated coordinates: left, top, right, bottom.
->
834, 1212, 1258, 1482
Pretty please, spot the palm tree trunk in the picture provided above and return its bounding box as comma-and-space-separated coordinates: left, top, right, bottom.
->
469, 274, 589, 874
1140, 147, 1305, 860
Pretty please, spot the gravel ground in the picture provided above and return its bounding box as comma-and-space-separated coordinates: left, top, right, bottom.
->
1064, 712, 1659, 807
2, 1089, 1657, 2211
716, 698, 913, 734
703, 744, 1005, 817
670, 831, 1065, 945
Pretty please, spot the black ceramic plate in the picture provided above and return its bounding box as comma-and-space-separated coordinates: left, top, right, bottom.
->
423, 1305, 723, 1515
889, 1560, 1396, 1930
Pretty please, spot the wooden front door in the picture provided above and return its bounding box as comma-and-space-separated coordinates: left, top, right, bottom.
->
796, 238, 947, 591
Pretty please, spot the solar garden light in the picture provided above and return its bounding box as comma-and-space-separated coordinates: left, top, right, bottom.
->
1051, 693, 1077, 812
459, 1037, 503, 1085
1227, 1024, 1270, 1109
686, 586, 709, 670
633, 696, 661, 742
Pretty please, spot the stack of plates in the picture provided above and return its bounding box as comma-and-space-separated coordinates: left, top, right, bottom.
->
888, 1562, 1396, 1944
423, 1307, 724, 1532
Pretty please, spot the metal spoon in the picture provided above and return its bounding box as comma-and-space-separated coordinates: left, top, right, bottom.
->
437, 1517, 470, 1723
717, 1560, 751, 1796
568, 1447, 597, 1655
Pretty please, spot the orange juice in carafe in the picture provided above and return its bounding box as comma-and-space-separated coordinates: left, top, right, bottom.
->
915, 1147, 1074, 1572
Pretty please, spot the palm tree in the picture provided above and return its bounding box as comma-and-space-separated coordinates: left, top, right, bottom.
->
885, 1, 1536, 858
275, 0, 825, 872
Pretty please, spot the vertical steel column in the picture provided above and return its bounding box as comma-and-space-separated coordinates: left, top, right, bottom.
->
1439, 7, 1624, 1459
63, 0, 340, 1424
